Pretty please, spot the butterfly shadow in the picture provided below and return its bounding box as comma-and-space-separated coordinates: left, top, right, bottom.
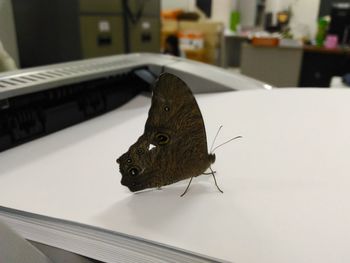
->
96, 178, 223, 229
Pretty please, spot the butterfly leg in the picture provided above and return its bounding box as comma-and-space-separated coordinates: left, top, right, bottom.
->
202, 171, 216, 175
210, 167, 223, 194
180, 177, 194, 197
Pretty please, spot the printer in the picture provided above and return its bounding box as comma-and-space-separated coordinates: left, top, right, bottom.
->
2, 54, 350, 263
0, 53, 268, 153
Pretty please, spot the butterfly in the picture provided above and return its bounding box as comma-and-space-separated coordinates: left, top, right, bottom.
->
116, 73, 240, 196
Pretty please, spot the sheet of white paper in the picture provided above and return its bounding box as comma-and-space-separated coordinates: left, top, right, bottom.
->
1, 88, 350, 263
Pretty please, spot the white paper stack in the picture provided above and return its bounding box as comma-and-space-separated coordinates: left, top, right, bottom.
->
1, 89, 350, 263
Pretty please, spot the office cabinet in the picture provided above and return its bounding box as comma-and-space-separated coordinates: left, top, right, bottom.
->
124, 0, 161, 53
12, 0, 160, 68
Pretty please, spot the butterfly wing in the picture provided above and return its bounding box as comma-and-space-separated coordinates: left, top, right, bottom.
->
117, 73, 215, 192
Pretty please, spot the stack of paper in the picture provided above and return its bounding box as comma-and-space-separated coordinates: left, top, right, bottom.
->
1, 89, 350, 263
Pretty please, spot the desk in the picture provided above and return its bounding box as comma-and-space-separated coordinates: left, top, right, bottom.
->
240, 44, 350, 87
299, 45, 350, 87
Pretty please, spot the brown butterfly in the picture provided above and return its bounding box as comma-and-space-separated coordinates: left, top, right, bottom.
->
116, 73, 239, 196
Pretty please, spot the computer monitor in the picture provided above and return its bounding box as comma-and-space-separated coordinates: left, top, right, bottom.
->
329, 2, 350, 45
196, 0, 212, 18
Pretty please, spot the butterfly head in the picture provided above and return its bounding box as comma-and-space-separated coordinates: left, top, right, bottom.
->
209, 153, 216, 164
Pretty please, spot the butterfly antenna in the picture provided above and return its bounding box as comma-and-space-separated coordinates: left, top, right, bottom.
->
210, 125, 223, 153
211, 136, 242, 153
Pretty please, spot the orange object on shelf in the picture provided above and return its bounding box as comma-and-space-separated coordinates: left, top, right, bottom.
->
252, 37, 279, 47
161, 9, 183, 20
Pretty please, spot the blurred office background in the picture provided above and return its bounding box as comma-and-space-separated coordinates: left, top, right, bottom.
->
0, 0, 349, 87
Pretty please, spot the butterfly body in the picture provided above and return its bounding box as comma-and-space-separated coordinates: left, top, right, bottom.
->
117, 73, 215, 192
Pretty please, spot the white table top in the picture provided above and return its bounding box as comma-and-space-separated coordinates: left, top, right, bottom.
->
0, 88, 350, 262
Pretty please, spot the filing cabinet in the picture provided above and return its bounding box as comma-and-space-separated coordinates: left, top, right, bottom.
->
12, 0, 160, 68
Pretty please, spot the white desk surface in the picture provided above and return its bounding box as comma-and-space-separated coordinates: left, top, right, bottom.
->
0, 88, 350, 263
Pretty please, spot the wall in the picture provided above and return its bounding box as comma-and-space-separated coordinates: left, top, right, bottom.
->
238, 0, 257, 28
290, 0, 320, 39
209, 0, 258, 28
211, 0, 233, 27
0, 0, 19, 66
161, 0, 195, 11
